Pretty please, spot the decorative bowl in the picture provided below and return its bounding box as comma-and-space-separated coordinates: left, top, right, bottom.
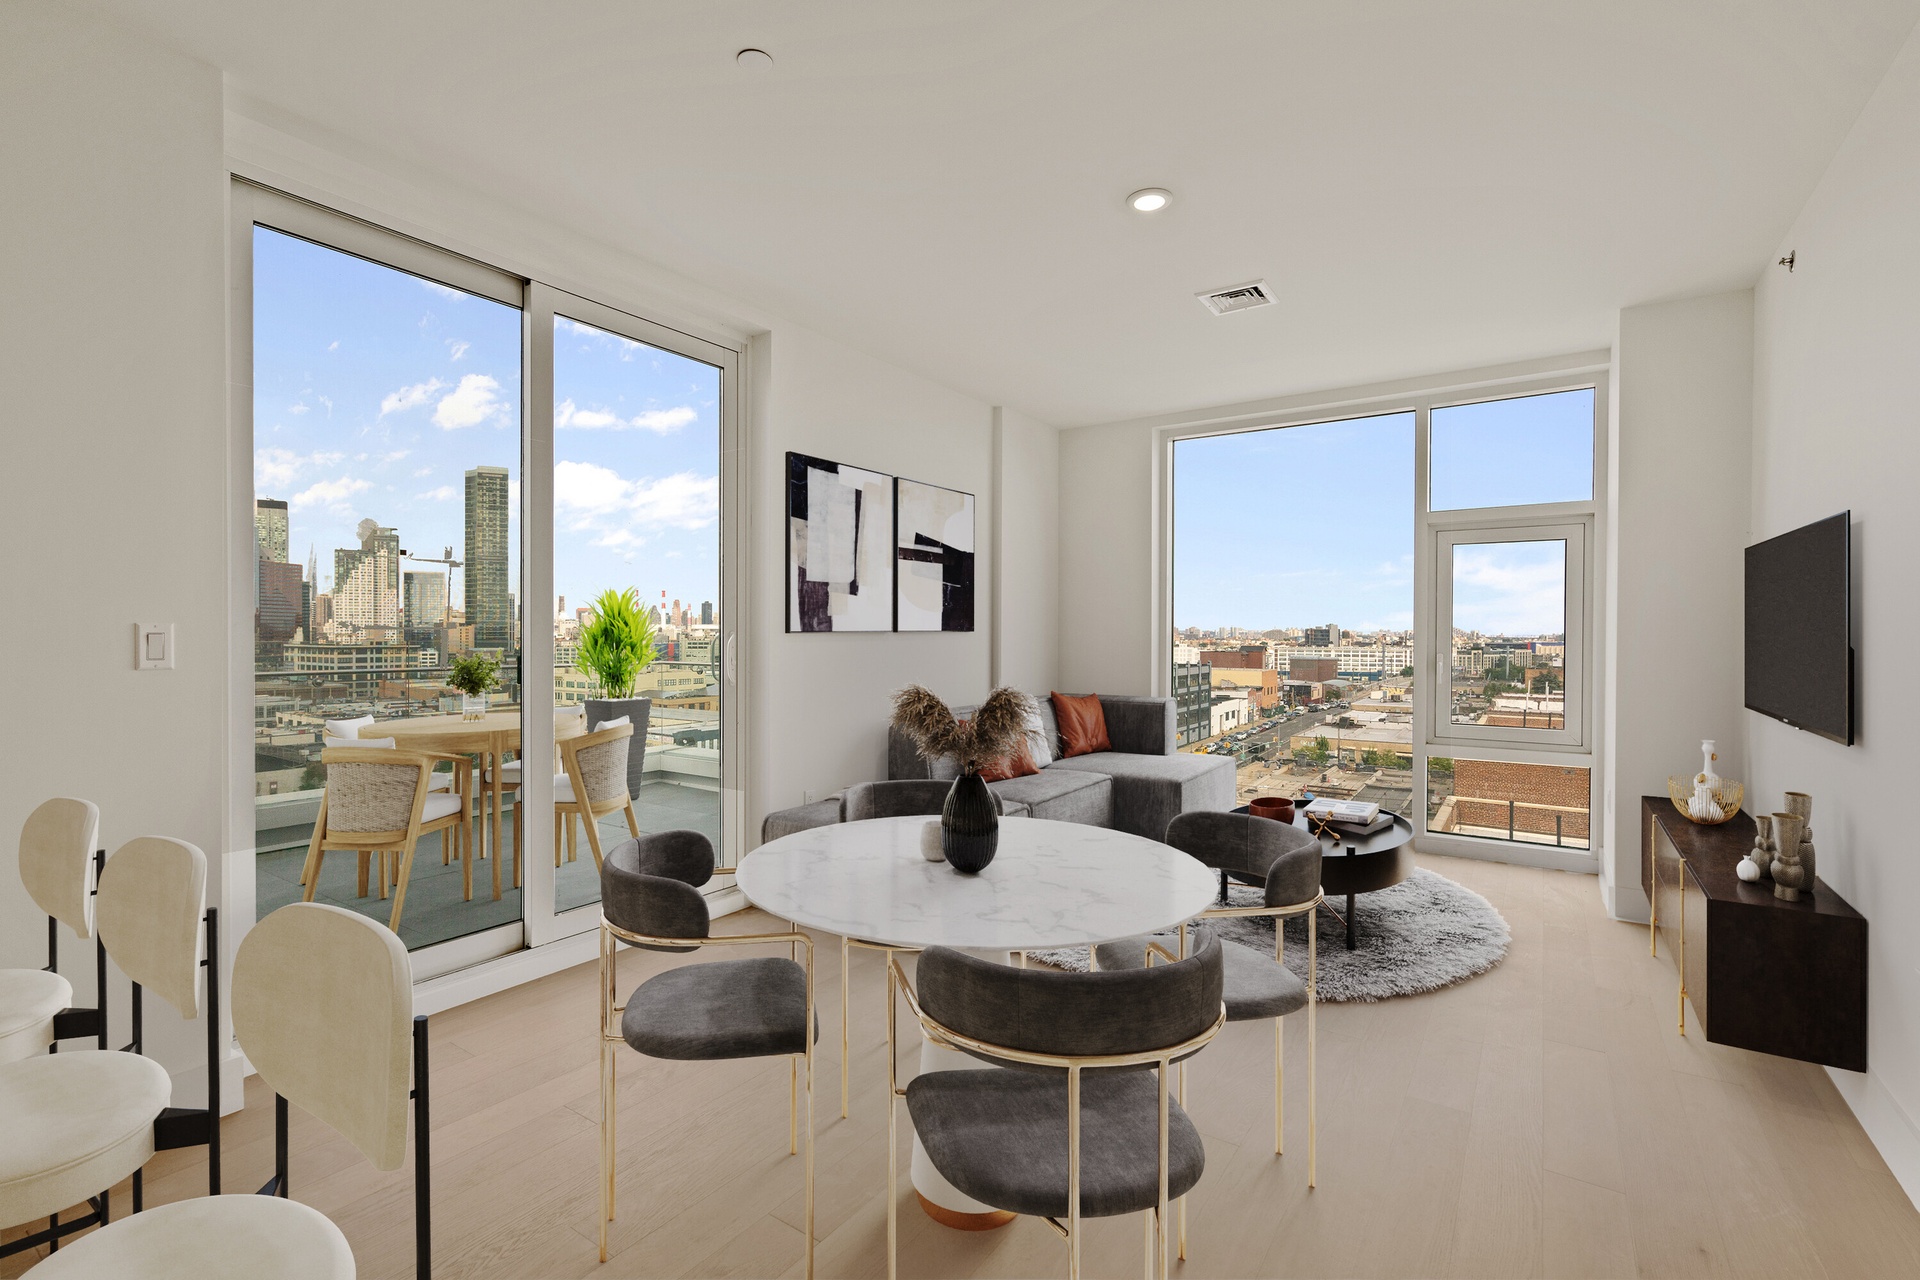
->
1667, 775, 1744, 825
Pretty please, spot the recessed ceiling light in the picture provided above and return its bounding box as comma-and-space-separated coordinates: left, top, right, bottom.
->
1128, 188, 1172, 213
736, 48, 774, 72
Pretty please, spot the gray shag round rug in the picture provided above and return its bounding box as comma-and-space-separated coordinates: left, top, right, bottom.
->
1026, 868, 1511, 1002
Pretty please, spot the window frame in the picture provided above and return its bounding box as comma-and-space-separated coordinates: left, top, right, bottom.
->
1154, 358, 1608, 872
229, 179, 748, 977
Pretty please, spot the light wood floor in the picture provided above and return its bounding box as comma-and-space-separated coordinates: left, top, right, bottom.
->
9, 852, 1920, 1278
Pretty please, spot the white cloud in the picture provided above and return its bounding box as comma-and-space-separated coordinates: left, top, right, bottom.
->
593, 529, 640, 550
412, 467, 434, 478
327, 340, 339, 351
380, 378, 445, 417
1451, 545, 1566, 635
555, 461, 718, 535
433, 374, 506, 429
288, 403, 309, 415
555, 398, 697, 433
447, 340, 470, 361
416, 485, 457, 501
381, 450, 411, 463
255, 448, 346, 489
632, 406, 697, 432
290, 476, 371, 511
421, 280, 464, 300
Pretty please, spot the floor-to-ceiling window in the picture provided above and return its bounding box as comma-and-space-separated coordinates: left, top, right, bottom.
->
237, 182, 743, 973
1167, 369, 1604, 863
1172, 413, 1417, 818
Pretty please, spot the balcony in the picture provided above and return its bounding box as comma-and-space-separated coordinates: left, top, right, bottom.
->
254, 683, 722, 950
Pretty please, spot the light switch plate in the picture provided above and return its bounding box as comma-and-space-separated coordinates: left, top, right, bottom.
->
136, 623, 175, 670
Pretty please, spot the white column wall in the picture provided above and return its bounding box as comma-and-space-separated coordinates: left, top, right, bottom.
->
1602, 290, 1753, 919
1749, 19, 1920, 1205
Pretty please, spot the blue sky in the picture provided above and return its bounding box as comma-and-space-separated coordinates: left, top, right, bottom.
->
252, 227, 719, 628
1173, 391, 1590, 634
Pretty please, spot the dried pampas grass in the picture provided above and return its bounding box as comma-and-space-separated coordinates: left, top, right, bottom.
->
891, 685, 1036, 774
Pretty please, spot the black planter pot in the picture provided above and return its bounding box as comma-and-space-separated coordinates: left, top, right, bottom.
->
584, 697, 651, 800
941, 771, 999, 873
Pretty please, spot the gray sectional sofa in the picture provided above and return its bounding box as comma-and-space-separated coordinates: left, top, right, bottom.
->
760, 694, 1236, 844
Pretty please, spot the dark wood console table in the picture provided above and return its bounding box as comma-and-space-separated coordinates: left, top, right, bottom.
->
1642, 797, 1867, 1072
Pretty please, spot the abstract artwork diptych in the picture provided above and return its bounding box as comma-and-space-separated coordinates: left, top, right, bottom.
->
894, 477, 975, 632
786, 452, 894, 632
783, 452, 975, 633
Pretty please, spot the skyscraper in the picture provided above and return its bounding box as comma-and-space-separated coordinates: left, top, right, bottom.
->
403, 570, 447, 643
700, 600, 713, 626
256, 560, 303, 643
254, 498, 289, 564
333, 519, 400, 629
465, 466, 512, 650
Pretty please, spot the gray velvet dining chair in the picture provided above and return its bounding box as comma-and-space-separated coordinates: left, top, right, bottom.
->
1094, 809, 1322, 1223
885, 928, 1226, 1280
597, 830, 817, 1276
832, 778, 1030, 1118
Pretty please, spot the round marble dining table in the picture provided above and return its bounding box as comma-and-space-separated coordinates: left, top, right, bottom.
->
737, 814, 1218, 1227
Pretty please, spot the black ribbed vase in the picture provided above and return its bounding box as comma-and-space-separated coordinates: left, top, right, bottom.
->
941, 771, 999, 874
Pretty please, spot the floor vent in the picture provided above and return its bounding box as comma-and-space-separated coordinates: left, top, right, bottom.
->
1196, 280, 1274, 315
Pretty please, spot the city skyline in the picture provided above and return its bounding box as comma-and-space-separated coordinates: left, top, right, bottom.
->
251, 226, 721, 636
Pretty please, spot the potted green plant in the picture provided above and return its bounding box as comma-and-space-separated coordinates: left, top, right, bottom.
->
448, 652, 500, 721
577, 587, 658, 799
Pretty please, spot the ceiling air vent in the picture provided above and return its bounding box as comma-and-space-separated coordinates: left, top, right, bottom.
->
1196, 280, 1274, 316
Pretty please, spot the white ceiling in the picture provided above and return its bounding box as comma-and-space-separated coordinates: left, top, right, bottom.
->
92, 0, 1920, 426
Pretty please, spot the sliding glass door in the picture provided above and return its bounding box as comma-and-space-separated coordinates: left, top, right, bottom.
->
542, 293, 729, 920
237, 182, 744, 973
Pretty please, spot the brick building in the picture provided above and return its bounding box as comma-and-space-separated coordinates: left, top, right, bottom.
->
1450, 759, 1590, 844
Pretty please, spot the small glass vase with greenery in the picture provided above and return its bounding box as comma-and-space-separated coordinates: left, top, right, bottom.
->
448, 652, 500, 721
575, 587, 657, 698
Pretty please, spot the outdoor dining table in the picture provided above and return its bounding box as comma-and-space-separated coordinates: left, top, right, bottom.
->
365, 708, 585, 901
737, 814, 1218, 1228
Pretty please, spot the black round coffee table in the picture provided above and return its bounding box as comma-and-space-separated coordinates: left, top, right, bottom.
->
1230, 806, 1415, 950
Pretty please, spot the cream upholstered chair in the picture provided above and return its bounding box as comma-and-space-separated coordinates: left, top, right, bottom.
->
554, 720, 637, 874
302, 747, 469, 928
2, 799, 105, 1064
0, 837, 220, 1261
28, 901, 432, 1279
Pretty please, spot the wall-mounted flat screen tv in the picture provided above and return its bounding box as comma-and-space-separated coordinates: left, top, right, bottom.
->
1745, 512, 1853, 745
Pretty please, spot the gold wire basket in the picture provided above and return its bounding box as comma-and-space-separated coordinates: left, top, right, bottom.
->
1667, 775, 1744, 825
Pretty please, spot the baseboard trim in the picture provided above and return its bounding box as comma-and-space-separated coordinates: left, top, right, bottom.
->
1830, 1066, 1920, 1213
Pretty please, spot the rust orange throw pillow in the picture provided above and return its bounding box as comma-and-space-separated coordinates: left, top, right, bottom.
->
1050, 692, 1110, 758
978, 736, 1039, 782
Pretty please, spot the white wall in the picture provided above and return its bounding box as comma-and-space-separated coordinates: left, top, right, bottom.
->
1749, 20, 1920, 1203
1058, 420, 1157, 695
0, 0, 230, 1096
1602, 290, 1753, 919
992, 407, 1060, 694
748, 326, 997, 825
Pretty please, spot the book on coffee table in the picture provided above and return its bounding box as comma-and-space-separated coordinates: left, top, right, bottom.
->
1303, 798, 1379, 823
